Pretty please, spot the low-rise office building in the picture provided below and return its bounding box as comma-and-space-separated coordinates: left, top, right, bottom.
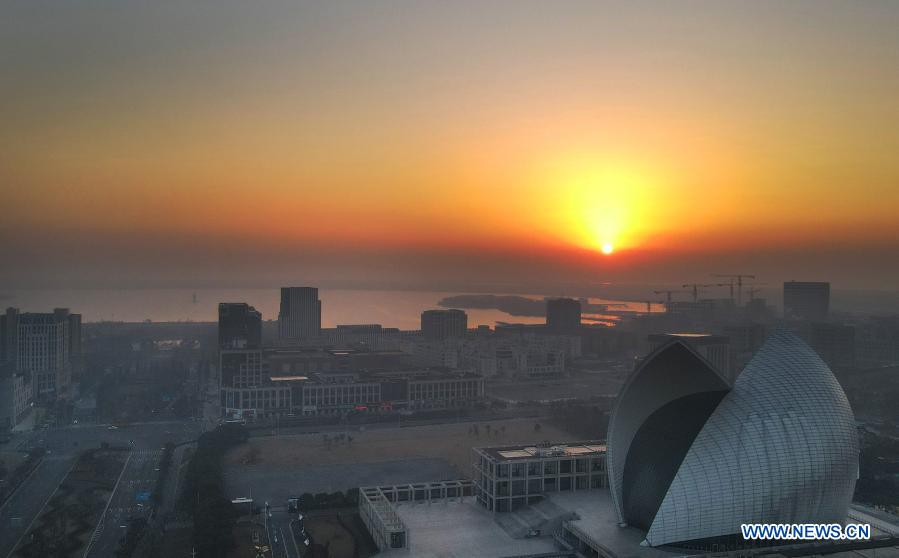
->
219, 347, 485, 419
473, 441, 608, 513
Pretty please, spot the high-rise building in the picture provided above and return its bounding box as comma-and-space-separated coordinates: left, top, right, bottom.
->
218, 303, 262, 349
14, 308, 80, 403
0, 308, 29, 430
421, 309, 468, 341
0, 307, 19, 366
783, 281, 830, 321
278, 287, 321, 342
546, 298, 581, 333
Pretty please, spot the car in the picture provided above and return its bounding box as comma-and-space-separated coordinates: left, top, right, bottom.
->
108, 425, 118, 430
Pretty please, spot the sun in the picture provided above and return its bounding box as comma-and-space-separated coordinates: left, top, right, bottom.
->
601, 242, 614, 255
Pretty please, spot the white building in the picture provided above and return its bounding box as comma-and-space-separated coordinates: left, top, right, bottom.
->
16, 309, 79, 403
0, 373, 32, 430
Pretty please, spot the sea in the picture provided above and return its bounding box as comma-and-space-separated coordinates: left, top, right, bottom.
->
2, 287, 895, 328
0, 288, 655, 329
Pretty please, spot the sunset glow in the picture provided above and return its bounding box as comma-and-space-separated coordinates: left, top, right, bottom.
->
1, 1, 897, 289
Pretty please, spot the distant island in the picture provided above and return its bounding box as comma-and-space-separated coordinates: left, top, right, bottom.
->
438, 295, 547, 317
437, 294, 626, 317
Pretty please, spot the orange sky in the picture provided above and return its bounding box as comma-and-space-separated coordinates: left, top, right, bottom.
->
1, 1, 898, 289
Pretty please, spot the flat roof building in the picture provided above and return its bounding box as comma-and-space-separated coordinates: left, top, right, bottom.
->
546, 298, 582, 333
218, 302, 262, 349
279, 287, 322, 342
13, 308, 80, 404
473, 441, 608, 513
219, 345, 485, 420
421, 309, 467, 341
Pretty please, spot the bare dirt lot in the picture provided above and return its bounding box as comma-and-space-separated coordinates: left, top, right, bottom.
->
224, 418, 576, 477
486, 372, 623, 403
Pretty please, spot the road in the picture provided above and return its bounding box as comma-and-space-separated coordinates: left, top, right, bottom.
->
19, 420, 201, 453
159, 444, 191, 517
266, 507, 303, 558
0, 420, 202, 558
0, 453, 77, 557
86, 449, 163, 558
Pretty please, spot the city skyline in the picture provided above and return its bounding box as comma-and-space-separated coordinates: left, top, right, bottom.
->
2, 1, 898, 290
2, 4, 898, 557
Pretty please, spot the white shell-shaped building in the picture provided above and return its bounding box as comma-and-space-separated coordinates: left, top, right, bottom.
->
608, 330, 859, 547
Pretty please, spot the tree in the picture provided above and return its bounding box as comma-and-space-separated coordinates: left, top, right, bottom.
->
178, 424, 247, 553
345, 487, 360, 506
329, 491, 345, 507
298, 493, 315, 511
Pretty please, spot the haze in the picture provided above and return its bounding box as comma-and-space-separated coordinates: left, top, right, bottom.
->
2, 0, 898, 290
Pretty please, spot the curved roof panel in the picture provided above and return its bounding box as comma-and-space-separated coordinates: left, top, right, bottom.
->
645, 330, 859, 546
607, 341, 731, 524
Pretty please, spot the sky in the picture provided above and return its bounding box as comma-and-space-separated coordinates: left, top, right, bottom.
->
1, 1, 898, 291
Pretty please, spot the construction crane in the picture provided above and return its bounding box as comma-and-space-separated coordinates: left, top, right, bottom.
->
714, 280, 736, 301
712, 274, 756, 305
653, 289, 689, 304
745, 282, 768, 302
682, 283, 716, 302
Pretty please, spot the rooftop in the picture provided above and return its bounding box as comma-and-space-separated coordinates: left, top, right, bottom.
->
266, 347, 408, 357
373, 488, 677, 558
478, 441, 606, 462
377, 498, 558, 558
547, 490, 672, 558
370, 484, 899, 558
269, 375, 309, 382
